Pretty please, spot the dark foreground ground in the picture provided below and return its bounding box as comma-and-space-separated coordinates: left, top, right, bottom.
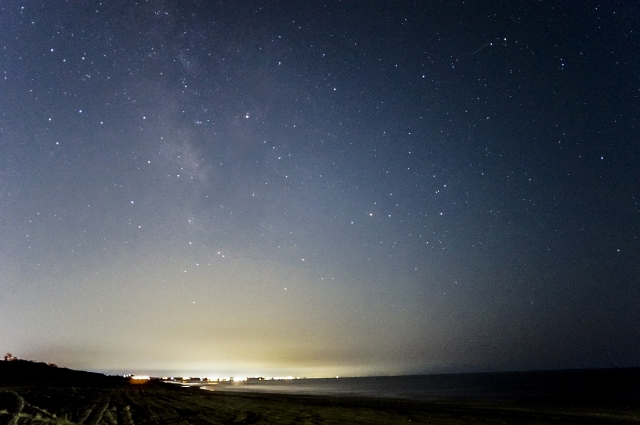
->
1, 379, 640, 425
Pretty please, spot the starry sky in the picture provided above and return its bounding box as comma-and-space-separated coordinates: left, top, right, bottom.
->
1, 1, 639, 378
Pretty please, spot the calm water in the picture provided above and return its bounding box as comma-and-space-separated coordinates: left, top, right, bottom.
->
202, 369, 640, 401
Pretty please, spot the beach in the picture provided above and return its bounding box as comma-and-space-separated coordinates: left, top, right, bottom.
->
2, 378, 639, 424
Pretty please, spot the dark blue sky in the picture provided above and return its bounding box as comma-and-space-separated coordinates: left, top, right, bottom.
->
1, 1, 638, 377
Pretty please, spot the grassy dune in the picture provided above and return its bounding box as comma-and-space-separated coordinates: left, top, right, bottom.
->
1, 380, 639, 425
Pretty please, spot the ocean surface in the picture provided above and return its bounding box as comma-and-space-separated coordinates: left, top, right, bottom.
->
201, 368, 640, 401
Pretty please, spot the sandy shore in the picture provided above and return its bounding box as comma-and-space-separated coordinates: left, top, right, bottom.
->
1, 380, 639, 424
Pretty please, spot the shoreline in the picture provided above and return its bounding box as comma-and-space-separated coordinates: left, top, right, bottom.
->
179, 368, 640, 404
2, 380, 639, 424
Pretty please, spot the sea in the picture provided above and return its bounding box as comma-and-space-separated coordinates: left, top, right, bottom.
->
201, 368, 640, 402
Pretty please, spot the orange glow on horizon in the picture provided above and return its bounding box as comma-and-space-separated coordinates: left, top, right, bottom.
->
130, 375, 150, 384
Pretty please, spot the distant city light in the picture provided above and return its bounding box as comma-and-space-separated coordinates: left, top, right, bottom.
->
130, 375, 150, 384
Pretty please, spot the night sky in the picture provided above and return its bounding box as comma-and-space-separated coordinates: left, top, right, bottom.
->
1, 1, 638, 378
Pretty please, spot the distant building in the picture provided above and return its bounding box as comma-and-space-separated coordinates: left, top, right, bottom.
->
130, 375, 150, 384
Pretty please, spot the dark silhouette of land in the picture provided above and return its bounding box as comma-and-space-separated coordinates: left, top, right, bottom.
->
0, 358, 125, 385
